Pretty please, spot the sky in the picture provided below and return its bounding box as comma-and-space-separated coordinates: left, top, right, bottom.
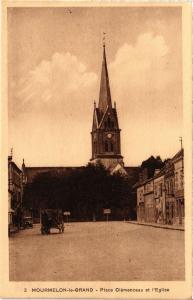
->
8, 7, 183, 168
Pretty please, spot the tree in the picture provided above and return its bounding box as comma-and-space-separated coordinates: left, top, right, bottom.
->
141, 155, 164, 179
23, 164, 134, 221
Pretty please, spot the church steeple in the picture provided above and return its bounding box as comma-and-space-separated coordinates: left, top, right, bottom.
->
98, 44, 112, 113
90, 43, 124, 171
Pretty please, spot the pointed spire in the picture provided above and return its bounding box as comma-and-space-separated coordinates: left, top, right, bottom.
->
179, 136, 183, 150
22, 158, 25, 170
98, 43, 112, 113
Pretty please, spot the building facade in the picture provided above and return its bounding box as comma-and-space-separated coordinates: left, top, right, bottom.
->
137, 185, 145, 222
173, 149, 184, 225
165, 160, 175, 225
135, 149, 184, 226
8, 155, 23, 231
143, 179, 155, 223
154, 172, 166, 224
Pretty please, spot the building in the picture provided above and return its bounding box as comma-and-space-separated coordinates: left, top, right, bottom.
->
135, 149, 184, 226
137, 185, 145, 222
143, 178, 155, 223
154, 170, 166, 224
8, 155, 23, 231
164, 159, 175, 225
90, 43, 124, 173
173, 149, 184, 225
22, 160, 83, 184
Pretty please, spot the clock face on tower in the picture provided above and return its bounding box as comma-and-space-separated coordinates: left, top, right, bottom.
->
107, 133, 112, 139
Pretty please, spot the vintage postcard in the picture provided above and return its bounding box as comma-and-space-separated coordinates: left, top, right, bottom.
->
0, 0, 192, 299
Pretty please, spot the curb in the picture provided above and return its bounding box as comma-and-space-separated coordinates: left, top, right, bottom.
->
127, 221, 184, 231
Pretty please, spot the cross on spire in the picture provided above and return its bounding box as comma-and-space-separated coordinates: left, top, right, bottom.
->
103, 32, 106, 47
179, 136, 183, 149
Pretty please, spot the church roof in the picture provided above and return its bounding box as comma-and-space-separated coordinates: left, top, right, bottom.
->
98, 45, 112, 114
110, 163, 128, 176
124, 167, 140, 185
92, 45, 120, 128
24, 165, 140, 187
95, 107, 101, 125
25, 166, 84, 183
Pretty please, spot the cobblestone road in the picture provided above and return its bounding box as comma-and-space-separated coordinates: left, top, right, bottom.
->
9, 222, 185, 281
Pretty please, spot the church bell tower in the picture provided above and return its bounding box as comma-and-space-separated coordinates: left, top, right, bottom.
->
90, 43, 124, 170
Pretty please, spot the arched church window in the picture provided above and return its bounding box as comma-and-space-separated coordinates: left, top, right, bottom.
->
111, 121, 114, 128
110, 143, 114, 152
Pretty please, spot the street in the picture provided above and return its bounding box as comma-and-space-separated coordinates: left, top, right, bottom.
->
9, 222, 185, 281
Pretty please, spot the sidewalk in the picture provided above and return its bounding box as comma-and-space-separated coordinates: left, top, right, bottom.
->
127, 221, 184, 231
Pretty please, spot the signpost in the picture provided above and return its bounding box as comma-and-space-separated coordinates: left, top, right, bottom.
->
63, 211, 71, 223
103, 209, 111, 222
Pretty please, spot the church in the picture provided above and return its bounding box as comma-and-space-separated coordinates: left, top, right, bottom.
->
90, 43, 124, 174
22, 44, 139, 186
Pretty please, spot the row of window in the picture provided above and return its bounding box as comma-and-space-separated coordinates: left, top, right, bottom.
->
142, 176, 183, 199
155, 180, 179, 196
